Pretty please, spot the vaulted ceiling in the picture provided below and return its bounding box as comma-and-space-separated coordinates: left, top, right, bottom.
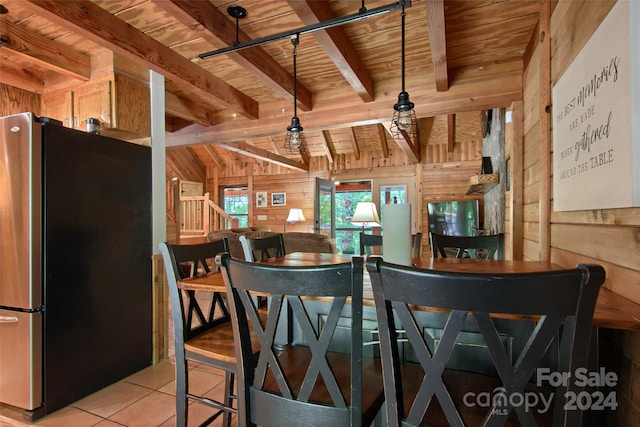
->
0, 0, 540, 173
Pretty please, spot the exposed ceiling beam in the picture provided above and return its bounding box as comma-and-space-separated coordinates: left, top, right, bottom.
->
347, 127, 361, 160
383, 122, 419, 164
319, 130, 337, 164
216, 141, 309, 171
269, 137, 282, 156
0, 58, 44, 93
0, 18, 91, 81
24, 0, 259, 119
166, 60, 523, 147
447, 113, 455, 152
165, 91, 228, 127
376, 124, 390, 158
204, 145, 226, 170
425, 0, 448, 91
165, 117, 192, 132
156, 0, 312, 112
288, 0, 374, 103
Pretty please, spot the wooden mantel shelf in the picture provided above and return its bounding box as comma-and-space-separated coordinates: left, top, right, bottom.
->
467, 173, 499, 195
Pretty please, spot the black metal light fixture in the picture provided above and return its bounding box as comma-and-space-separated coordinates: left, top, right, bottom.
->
390, 0, 417, 139
283, 34, 306, 155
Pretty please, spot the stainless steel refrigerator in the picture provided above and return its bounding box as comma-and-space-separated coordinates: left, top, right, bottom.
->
0, 112, 152, 420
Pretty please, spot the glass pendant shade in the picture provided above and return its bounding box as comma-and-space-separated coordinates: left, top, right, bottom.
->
283, 34, 305, 155
284, 116, 305, 154
391, 91, 417, 138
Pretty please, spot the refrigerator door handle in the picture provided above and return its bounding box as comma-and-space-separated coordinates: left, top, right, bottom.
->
0, 316, 19, 323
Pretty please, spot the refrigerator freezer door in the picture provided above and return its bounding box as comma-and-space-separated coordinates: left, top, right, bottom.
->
0, 113, 42, 309
0, 308, 42, 409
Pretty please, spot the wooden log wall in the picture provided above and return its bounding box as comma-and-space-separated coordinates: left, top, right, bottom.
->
526, 1, 640, 425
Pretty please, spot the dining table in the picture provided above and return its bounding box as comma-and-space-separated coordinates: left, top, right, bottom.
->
177, 252, 640, 331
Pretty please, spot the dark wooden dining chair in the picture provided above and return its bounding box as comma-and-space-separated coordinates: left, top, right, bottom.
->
366, 257, 605, 427
411, 232, 423, 258
359, 232, 382, 255
159, 239, 237, 427
429, 232, 502, 259
239, 233, 286, 261
219, 253, 384, 427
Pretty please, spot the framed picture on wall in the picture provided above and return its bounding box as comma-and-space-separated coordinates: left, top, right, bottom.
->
256, 191, 267, 208
271, 192, 286, 206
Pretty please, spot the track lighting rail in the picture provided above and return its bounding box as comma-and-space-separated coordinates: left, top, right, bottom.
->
199, 1, 410, 60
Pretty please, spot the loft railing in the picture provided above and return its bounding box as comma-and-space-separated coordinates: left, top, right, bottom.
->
179, 192, 237, 236
166, 178, 178, 223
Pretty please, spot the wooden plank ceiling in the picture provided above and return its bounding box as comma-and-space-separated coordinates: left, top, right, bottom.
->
0, 0, 540, 173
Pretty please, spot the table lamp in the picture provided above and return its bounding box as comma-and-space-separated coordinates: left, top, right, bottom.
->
284, 208, 305, 231
350, 201, 381, 232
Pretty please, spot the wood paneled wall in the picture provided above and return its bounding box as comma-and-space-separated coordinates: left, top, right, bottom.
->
527, 1, 640, 425
1, 83, 41, 116
206, 113, 486, 256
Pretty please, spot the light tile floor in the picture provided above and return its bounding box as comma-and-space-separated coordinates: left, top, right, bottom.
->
0, 360, 236, 427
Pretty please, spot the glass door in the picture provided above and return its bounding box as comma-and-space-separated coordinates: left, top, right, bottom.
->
314, 178, 335, 238
374, 177, 417, 234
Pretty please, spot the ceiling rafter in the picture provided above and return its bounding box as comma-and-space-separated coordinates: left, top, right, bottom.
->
155, 0, 312, 112
215, 141, 309, 171
424, 0, 448, 91
288, 0, 374, 103
447, 113, 455, 152
376, 124, 390, 158
204, 145, 226, 170
383, 121, 419, 164
319, 130, 337, 164
268, 137, 282, 155
347, 128, 361, 160
0, 18, 90, 81
24, 0, 259, 119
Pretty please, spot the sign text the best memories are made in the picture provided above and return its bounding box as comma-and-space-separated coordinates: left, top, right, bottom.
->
552, 0, 639, 211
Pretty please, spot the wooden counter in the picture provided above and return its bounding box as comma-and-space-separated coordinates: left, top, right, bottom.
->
178, 253, 640, 331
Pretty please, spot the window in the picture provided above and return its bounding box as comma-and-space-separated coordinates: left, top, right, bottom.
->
334, 181, 373, 254
222, 187, 248, 228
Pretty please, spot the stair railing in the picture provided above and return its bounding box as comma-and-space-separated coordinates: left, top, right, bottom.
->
179, 192, 236, 236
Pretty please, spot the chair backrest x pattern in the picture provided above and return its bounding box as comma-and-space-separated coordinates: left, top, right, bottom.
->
429, 232, 502, 259
220, 253, 365, 427
160, 239, 229, 340
367, 257, 605, 427
240, 233, 286, 262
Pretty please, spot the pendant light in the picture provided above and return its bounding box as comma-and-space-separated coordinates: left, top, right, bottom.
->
283, 33, 306, 155
390, 0, 417, 139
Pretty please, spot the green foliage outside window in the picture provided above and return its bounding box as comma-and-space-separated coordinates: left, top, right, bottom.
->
223, 188, 248, 228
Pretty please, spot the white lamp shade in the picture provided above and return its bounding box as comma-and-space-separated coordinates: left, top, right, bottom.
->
286, 208, 306, 223
350, 202, 381, 227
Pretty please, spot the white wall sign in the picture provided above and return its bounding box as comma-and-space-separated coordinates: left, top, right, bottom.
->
552, 0, 639, 211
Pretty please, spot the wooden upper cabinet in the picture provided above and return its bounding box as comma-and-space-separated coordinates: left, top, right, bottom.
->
73, 79, 111, 131
42, 90, 73, 128
41, 74, 150, 139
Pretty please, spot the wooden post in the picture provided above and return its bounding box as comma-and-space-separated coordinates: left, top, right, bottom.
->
538, 0, 551, 262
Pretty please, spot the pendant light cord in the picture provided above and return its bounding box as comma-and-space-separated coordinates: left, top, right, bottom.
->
401, 1, 406, 93
292, 34, 299, 118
